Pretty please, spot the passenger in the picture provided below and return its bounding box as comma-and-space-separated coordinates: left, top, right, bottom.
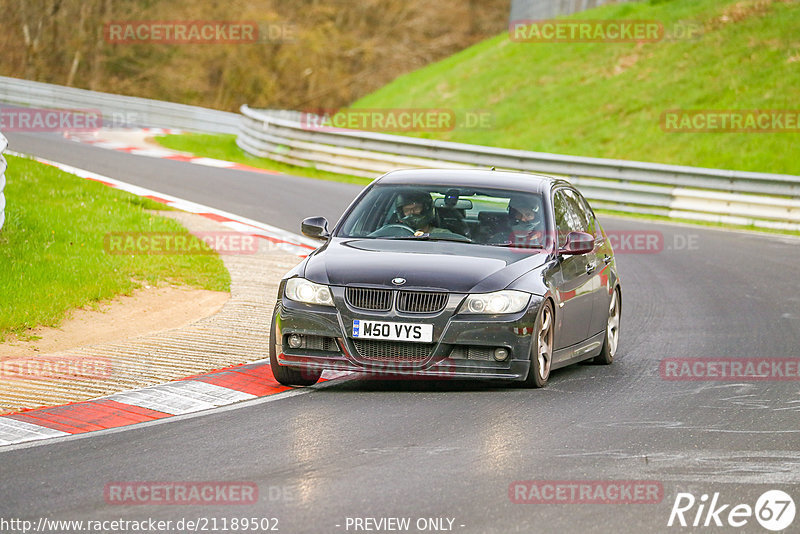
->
487, 195, 545, 246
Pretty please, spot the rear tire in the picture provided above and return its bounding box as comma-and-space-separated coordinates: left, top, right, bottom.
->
521, 300, 554, 388
269, 311, 322, 386
593, 286, 620, 365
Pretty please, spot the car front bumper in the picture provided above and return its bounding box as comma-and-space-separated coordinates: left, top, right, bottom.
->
273, 289, 542, 381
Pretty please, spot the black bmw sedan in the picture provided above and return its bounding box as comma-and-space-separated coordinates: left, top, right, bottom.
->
270, 169, 621, 388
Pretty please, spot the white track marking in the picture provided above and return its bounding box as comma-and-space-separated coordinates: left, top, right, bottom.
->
0, 418, 70, 445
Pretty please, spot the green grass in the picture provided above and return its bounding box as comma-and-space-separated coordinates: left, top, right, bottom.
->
153, 133, 373, 186
0, 155, 230, 340
351, 0, 800, 175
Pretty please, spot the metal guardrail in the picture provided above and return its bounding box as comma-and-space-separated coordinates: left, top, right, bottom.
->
509, 0, 634, 23
237, 106, 800, 231
0, 76, 239, 134
0, 132, 6, 231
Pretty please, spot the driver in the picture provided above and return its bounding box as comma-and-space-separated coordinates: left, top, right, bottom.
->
396, 190, 437, 233
369, 190, 468, 239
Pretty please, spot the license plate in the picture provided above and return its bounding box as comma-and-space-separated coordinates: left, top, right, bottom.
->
352, 319, 433, 343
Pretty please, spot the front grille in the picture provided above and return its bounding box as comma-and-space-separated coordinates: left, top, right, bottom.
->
449, 346, 493, 361
397, 291, 448, 314
346, 287, 392, 311
353, 339, 433, 362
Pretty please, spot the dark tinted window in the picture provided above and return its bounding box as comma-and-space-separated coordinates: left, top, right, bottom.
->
553, 189, 584, 247
562, 189, 596, 236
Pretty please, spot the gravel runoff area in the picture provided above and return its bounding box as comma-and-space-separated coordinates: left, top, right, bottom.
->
0, 210, 302, 414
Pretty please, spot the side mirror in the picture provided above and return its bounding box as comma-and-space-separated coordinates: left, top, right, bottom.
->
301, 216, 330, 240
560, 231, 594, 255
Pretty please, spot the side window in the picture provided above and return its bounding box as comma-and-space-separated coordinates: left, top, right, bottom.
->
553, 190, 579, 248
573, 190, 597, 237
562, 189, 595, 237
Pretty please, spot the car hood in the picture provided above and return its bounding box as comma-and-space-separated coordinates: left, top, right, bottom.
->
302, 238, 549, 293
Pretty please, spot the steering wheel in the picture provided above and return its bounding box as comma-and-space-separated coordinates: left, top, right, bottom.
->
368, 224, 416, 238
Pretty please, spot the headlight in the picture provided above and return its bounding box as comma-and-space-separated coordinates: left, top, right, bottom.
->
285, 278, 334, 306
460, 290, 530, 314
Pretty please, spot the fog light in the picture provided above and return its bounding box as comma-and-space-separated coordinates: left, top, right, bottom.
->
288, 334, 303, 349
494, 347, 509, 361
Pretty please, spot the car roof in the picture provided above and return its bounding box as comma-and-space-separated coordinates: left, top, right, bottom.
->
374, 168, 565, 194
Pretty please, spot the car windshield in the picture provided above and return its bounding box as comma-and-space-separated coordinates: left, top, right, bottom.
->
336, 184, 549, 248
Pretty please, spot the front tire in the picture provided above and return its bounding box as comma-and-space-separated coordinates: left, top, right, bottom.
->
269, 311, 322, 386
521, 300, 554, 388
593, 286, 620, 365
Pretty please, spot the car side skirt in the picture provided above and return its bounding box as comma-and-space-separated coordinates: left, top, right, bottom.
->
551, 331, 605, 371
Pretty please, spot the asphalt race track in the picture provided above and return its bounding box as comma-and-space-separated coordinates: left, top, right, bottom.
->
2, 131, 800, 533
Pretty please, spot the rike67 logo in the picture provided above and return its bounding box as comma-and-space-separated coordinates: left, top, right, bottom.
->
668, 490, 795, 531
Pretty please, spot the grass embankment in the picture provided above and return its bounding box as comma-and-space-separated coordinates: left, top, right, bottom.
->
152, 0, 798, 235
0, 155, 230, 340
156, 0, 800, 176
353, 0, 799, 175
